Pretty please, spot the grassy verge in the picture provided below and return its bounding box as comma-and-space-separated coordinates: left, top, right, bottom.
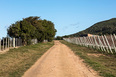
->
0, 42, 54, 77
60, 40, 116, 77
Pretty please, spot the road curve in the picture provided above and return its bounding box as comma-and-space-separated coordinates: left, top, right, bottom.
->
22, 41, 100, 77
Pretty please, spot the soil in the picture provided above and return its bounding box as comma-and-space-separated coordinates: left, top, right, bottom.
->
22, 41, 100, 77
87, 53, 105, 57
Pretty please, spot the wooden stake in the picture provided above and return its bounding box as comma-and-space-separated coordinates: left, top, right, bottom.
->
111, 34, 116, 52
93, 36, 99, 49
104, 35, 113, 54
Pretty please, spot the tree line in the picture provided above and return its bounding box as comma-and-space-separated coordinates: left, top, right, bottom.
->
7, 16, 57, 45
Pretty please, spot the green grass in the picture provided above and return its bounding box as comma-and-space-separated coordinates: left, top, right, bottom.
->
60, 40, 116, 77
0, 42, 54, 77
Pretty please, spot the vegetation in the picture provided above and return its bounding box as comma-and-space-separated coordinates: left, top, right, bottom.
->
0, 42, 54, 77
7, 16, 57, 45
55, 36, 63, 40
68, 18, 116, 37
61, 40, 116, 77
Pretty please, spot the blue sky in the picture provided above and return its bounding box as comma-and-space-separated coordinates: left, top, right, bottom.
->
0, 0, 116, 38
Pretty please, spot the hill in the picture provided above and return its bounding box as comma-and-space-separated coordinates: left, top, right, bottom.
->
68, 18, 116, 37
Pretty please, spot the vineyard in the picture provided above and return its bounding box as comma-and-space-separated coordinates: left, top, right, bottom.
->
63, 34, 116, 54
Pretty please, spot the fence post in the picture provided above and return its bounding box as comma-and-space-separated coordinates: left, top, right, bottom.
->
82, 37, 85, 46
91, 37, 95, 48
80, 37, 82, 45
77, 38, 80, 45
86, 37, 89, 47
13, 38, 15, 47
87, 37, 89, 47
111, 34, 116, 53
80, 37, 83, 45
73, 37, 76, 44
75, 38, 78, 45
102, 35, 109, 53
8, 38, 9, 48
11, 38, 12, 47
88, 37, 93, 48
87, 37, 91, 47
6, 37, 7, 49
101, 36, 106, 52
3, 37, 4, 50
77, 38, 79, 45
93, 36, 99, 49
98, 36, 104, 51
88, 37, 91, 47
104, 35, 113, 54
113, 34, 116, 53
0, 38, 1, 51
84, 37, 87, 47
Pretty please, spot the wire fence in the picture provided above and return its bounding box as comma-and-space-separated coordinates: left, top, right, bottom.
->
0, 37, 22, 52
63, 34, 116, 54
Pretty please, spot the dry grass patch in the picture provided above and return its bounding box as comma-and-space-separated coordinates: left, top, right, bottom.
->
0, 42, 54, 77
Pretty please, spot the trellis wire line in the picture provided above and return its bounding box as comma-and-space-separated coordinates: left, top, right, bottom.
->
63, 34, 116, 54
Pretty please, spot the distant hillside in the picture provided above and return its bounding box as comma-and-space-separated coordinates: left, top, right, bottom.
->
69, 18, 116, 37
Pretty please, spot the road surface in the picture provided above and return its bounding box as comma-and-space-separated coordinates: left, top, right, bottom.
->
23, 41, 100, 77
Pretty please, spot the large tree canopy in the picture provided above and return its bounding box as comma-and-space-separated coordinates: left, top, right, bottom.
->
7, 16, 57, 45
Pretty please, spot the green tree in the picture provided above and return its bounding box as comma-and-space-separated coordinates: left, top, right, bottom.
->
8, 19, 36, 45
55, 36, 63, 40
20, 19, 36, 45
7, 16, 57, 45
42, 20, 57, 42
7, 21, 21, 38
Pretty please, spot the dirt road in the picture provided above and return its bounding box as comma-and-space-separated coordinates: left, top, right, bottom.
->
23, 41, 99, 77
